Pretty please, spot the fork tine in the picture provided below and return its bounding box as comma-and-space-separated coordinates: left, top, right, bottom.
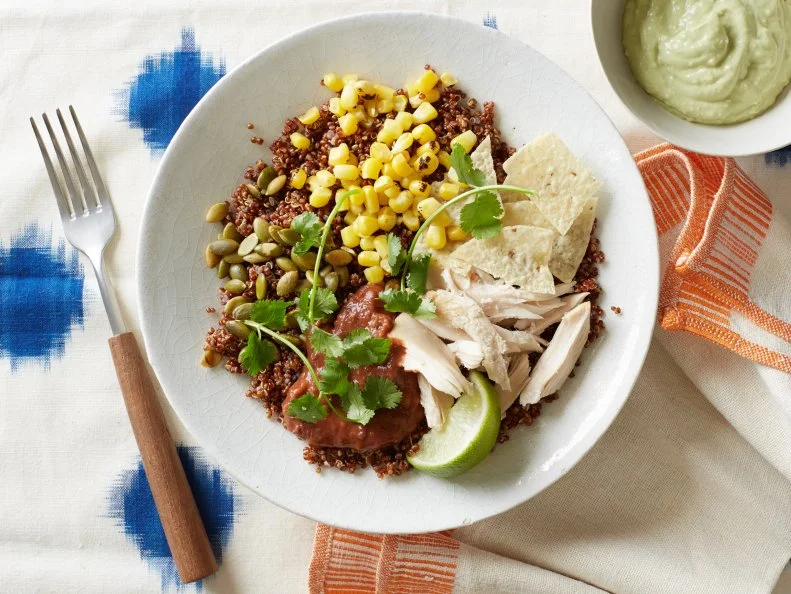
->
56, 108, 97, 212
69, 105, 108, 206
43, 113, 85, 216
30, 117, 74, 220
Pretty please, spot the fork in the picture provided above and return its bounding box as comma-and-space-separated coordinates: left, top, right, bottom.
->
31, 107, 218, 584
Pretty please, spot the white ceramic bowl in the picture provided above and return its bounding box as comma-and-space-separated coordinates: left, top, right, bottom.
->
591, 0, 791, 156
138, 11, 659, 534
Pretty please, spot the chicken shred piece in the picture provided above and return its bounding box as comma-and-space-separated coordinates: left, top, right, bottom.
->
417, 374, 455, 429
495, 354, 532, 417
416, 316, 470, 342
494, 326, 544, 353
447, 340, 484, 369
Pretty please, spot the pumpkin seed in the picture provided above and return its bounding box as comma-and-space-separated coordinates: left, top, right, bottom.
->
284, 311, 299, 329
224, 279, 246, 294
295, 279, 312, 293
223, 223, 243, 242
224, 296, 249, 315
291, 251, 317, 271
229, 264, 248, 282
275, 228, 300, 246
226, 320, 251, 340
255, 243, 283, 258
237, 233, 259, 256
265, 174, 287, 196
334, 265, 350, 287
319, 264, 333, 277
276, 257, 298, 272
385, 279, 400, 292
255, 275, 268, 300
245, 183, 261, 197
232, 302, 253, 320
305, 270, 324, 287
256, 166, 277, 190
223, 253, 244, 264
209, 239, 239, 256
277, 271, 299, 296
340, 246, 356, 256
324, 249, 353, 266
280, 333, 304, 348
217, 259, 230, 279
205, 244, 221, 268
205, 202, 228, 223
324, 272, 339, 292
201, 349, 223, 368
243, 253, 267, 264
268, 225, 283, 244
253, 217, 270, 242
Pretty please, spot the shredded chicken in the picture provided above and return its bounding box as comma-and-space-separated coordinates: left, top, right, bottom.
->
416, 316, 470, 342
516, 292, 589, 335
494, 326, 544, 353
389, 313, 471, 397
495, 354, 532, 417
417, 374, 455, 429
520, 301, 591, 405
447, 340, 484, 369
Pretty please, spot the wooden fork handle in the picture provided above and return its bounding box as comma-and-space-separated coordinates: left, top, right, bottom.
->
108, 331, 218, 583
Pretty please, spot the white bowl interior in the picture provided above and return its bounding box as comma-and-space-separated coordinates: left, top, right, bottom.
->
138, 12, 659, 534
591, 0, 791, 156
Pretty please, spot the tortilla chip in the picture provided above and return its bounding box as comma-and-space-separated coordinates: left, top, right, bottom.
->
448, 225, 555, 293
502, 133, 599, 235
502, 197, 597, 283
446, 136, 502, 224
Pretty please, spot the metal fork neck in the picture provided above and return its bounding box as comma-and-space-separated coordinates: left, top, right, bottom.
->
88, 250, 126, 335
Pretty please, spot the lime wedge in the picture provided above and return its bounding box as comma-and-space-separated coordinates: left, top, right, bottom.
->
408, 371, 501, 478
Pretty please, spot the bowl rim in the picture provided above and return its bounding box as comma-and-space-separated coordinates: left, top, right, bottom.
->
137, 9, 660, 533
589, 0, 791, 157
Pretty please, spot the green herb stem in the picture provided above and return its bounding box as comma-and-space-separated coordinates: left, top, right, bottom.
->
400, 184, 535, 289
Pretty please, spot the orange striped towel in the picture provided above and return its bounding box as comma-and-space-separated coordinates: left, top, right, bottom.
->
309, 146, 791, 594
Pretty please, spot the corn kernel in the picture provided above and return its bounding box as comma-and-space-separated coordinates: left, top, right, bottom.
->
415, 140, 440, 158
343, 211, 357, 225
340, 83, 359, 109
414, 152, 439, 175
290, 132, 310, 150
408, 94, 423, 109
409, 179, 431, 198
391, 153, 414, 178
340, 226, 360, 247
353, 215, 379, 237
309, 187, 332, 208
363, 186, 379, 214
378, 192, 390, 206
328, 97, 345, 116
298, 106, 320, 125
333, 164, 359, 181
405, 82, 419, 97
354, 80, 377, 100
370, 142, 391, 162
438, 150, 451, 169
377, 119, 402, 144
350, 202, 363, 215
376, 98, 394, 114
306, 175, 320, 192
389, 190, 414, 213
323, 73, 344, 92
348, 105, 365, 120
360, 158, 382, 180
290, 168, 307, 189
424, 88, 441, 103
328, 143, 350, 166
447, 225, 469, 242
384, 185, 401, 199
315, 169, 336, 187
375, 84, 395, 99
373, 235, 389, 258
338, 113, 359, 135
357, 251, 380, 269
439, 182, 461, 200
400, 174, 422, 190
342, 73, 359, 84
391, 132, 414, 155
394, 111, 414, 131
412, 102, 438, 124
393, 95, 408, 112
440, 72, 458, 87
359, 236, 376, 251
417, 197, 452, 226
451, 130, 477, 153
346, 153, 359, 166
377, 207, 397, 231
416, 69, 439, 94
364, 265, 385, 284
380, 258, 392, 275
373, 175, 395, 193
425, 225, 447, 249
349, 189, 366, 207
412, 124, 437, 144
402, 211, 420, 231
335, 189, 351, 210
381, 162, 397, 179
364, 99, 378, 118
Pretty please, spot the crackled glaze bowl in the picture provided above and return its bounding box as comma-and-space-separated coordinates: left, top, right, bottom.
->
138, 12, 659, 533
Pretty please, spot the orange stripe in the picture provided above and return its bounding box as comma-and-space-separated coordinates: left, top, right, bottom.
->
717, 229, 757, 267
728, 192, 771, 230
677, 302, 731, 327
734, 174, 773, 219
725, 204, 767, 240
335, 530, 383, 543
677, 289, 730, 316
705, 257, 750, 292
710, 248, 751, 280
396, 557, 458, 570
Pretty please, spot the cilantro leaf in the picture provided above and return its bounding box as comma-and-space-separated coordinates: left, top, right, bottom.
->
341, 329, 391, 369
291, 212, 322, 256
460, 190, 503, 240
309, 327, 343, 358
295, 288, 338, 331
450, 143, 487, 187
249, 299, 290, 330
286, 393, 328, 423
340, 384, 375, 425
318, 358, 350, 395
379, 288, 436, 319
406, 253, 431, 295
361, 376, 402, 410
238, 332, 277, 376
387, 233, 408, 276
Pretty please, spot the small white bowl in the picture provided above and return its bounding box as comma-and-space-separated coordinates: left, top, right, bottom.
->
591, 0, 791, 156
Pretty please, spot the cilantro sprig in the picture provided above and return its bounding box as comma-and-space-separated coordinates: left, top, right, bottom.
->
290, 212, 323, 256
